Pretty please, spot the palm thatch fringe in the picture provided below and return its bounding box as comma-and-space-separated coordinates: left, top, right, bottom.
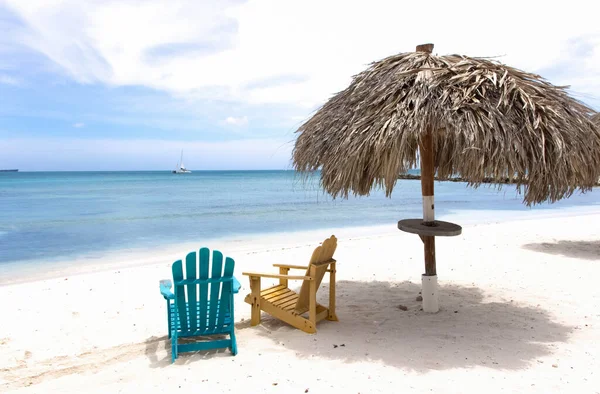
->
293, 50, 600, 205
397, 173, 600, 186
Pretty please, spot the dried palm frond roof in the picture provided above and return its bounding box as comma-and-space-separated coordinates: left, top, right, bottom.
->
593, 112, 600, 125
293, 48, 600, 205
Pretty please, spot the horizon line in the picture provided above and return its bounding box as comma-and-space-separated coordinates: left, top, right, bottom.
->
1, 168, 422, 173
1, 169, 303, 173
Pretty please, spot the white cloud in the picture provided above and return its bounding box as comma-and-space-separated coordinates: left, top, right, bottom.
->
73, 122, 85, 128
0, 74, 19, 85
224, 116, 248, 126
3, 0, 600, 109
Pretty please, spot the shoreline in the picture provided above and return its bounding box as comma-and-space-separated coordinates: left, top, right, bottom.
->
3, 204, 600, 286
0, 223, 399, 286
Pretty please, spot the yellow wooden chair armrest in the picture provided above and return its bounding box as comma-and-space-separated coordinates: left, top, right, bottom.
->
242, 272, 313, 281
272, 264, 309, 270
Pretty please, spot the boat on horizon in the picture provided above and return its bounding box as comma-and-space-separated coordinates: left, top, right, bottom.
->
172, 150, 191, 174
0, 169, 18, 172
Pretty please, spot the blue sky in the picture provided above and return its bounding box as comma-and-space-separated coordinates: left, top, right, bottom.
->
1, 0, 599, 171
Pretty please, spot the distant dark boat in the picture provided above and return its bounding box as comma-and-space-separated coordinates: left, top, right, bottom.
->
0, 169, 18, 172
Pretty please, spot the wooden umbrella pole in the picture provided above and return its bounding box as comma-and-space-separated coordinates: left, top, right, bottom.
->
416, 43, 436, 277
420, 129, 436, 276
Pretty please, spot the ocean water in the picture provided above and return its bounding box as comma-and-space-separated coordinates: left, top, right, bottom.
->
1, 170, 600, 266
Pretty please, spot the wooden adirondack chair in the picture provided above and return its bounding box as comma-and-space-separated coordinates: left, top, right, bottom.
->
242, 235, 338, 334
159, 247, 241, 363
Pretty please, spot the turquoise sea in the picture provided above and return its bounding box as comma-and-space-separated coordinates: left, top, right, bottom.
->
1, 170, 600, 267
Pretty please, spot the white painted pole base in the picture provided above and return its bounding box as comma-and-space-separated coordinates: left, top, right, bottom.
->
421, 274, 439, 313
422, 195, 435, 222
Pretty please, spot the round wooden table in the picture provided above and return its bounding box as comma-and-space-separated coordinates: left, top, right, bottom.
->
397, 219, 462, 237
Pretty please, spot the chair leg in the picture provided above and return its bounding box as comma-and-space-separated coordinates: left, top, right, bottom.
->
166, 300, 172, 339
250, 276, 261, 326
230, 330, 238, 356
328, 261, 338, 321
309, 267, 317, 328
171, 330, 178, 364
279, 267, 289, 287
229, 292, 238, 356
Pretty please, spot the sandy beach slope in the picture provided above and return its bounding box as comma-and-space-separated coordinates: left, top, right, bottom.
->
1, 212, 600, 393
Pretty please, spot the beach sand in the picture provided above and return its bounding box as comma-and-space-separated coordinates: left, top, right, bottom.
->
1, 212, 600, 393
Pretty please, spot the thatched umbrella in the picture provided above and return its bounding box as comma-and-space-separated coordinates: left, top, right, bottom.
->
593, 113, 600, 126
293, 43, 600, 312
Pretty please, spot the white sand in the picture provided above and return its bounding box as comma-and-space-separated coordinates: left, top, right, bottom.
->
1, 211, 600, 393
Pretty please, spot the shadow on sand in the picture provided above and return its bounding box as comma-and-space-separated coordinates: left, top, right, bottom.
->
522, 240, 600, 260
145, 280, 571, 371
144, 320, 252, 368
250, 280, 571, 372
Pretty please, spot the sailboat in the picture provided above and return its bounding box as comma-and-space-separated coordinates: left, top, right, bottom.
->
172, 150, 192, 174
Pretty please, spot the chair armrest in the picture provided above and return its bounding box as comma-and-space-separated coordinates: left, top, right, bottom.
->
242, 272, 312, 280
159, 279, 174, 300
272, 264, 309, 270
232, 276, 241, 294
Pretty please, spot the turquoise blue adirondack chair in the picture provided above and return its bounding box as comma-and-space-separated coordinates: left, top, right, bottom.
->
159, 247, 241, 363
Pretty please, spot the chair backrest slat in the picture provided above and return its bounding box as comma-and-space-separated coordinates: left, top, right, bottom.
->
185, 251, 198, 331
172, 260, 188, 331
217, 257, 235, 329
198, 248, 210, 331
208, 250, 224, 330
